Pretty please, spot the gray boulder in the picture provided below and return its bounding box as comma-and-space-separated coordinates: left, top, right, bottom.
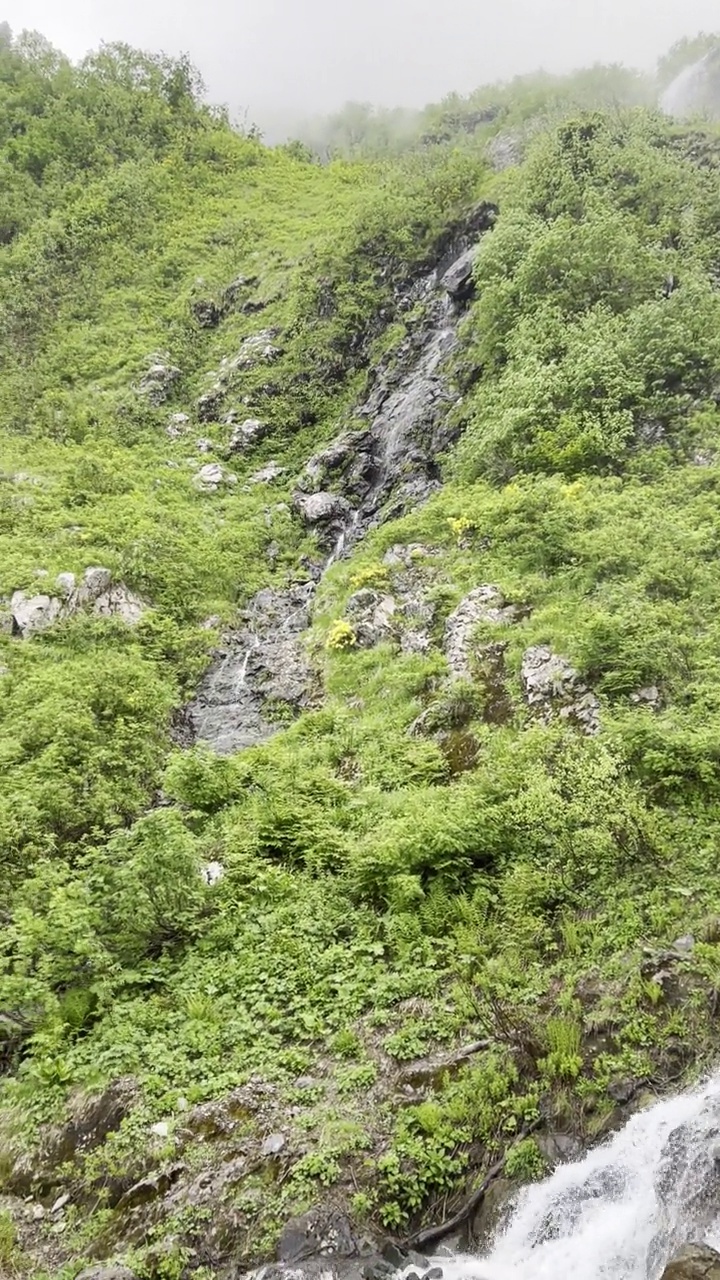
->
444, 586, 518, 679
631, 684, 662, 711
193, 463, 237, 493
83, 566, 112, 595
228, 417, 269, 455
221, 330, 282, 374
521, 645, 600, 735
293, 491, 351, 525
137, 359, 181, 406
10, 568, 146, 638
55, 571, 77, 597
93, 585, 146, 625
166, 412, 191, 438
249, 462, 285, 485
440, 246, 478, 301
10, 592, 61, 637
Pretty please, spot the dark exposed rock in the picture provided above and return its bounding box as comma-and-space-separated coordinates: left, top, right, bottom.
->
296, 206, 497, 558
191, 298, 222, 328
536, 1132, 583, 1166
470, 1176, 515, 1247
116, 1163, 185, 1210
197, 388, 226, 422
440, 246, 478, 302
278, 1209, 357, 1262
4, 1077, 140, 1193
185, 209, 498, 761
187, 582, 316, 755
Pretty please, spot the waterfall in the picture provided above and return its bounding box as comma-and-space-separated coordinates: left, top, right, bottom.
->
437, 1074, 720, 1280
660, 51, 720, 119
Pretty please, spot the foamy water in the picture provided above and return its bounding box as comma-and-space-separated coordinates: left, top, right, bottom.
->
436, 1074, 720, 1280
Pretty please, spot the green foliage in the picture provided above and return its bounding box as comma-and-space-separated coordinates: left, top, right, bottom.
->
6, 25, 720, 1275
504, 1137, 545, 1181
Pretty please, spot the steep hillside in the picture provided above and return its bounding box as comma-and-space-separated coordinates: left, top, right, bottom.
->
4, 27, 720, 1280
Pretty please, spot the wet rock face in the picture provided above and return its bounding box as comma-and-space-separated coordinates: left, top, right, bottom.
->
648, 1105, 720, 1274
661, 1245, 720, 1280
187, 583, 316, 755
186, 207, 498, 757
521, 645, 600, 735
298, 203, 498, 556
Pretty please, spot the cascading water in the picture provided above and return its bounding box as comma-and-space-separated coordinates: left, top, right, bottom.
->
660, 50, 720, 119
438, 1075, 720, 1280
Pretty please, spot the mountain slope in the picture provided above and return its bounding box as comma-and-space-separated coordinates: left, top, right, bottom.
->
3, 29, 720, 1280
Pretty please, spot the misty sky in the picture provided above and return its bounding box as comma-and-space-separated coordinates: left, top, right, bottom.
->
5, 0, 720, 132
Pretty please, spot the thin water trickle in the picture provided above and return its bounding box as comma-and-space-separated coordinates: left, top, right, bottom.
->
436, 1074, 720, 1280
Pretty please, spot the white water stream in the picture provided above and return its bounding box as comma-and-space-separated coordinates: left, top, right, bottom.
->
660, 52, 719, 118
439, 1075, 720, 1280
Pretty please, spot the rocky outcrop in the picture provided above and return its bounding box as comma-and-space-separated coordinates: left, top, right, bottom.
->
10, 569, 146, 638
296, 203, 497, 557
166, 411, 191, 438
521, 645, 600, 735
440, 246, 479, 302
345, 590, 398, 649
187, 583, 316, 755
6, 1078, 138, 1194
197, 330, 283, 423
192, 462, 237, 492
185, 209, 498, 755
228, 417, 269, 455
661, 1245, 720, 1280
136, 357, 181, 405
444, 586, 519, 679
249, 462, 285, 485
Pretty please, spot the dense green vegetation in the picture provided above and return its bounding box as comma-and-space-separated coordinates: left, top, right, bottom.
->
3, 23, 720, 1280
